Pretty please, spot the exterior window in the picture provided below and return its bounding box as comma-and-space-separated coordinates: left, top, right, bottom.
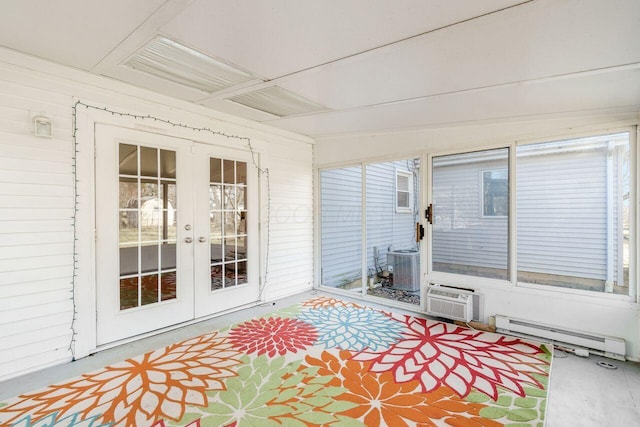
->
482, 169, 508, 217
517, 132, 631, 294
396, 170, 412, 213
432, 148, 509, 280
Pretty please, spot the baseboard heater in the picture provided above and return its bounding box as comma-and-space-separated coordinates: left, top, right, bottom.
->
495, 315, 626, 361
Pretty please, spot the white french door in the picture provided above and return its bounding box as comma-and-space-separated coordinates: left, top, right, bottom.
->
95, 125, 258, 345
192, 142, 259, 317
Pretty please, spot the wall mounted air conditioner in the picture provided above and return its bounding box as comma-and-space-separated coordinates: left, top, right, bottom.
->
387, 250, 420, 291
426, 285, 474, 322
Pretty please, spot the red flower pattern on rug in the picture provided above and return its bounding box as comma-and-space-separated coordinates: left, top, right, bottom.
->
227, 316, 318, 357
354, 314, 549, 399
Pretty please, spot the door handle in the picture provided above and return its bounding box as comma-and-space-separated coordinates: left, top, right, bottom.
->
184, 237, 193, 243
198, 237, 206, 243
416, 222, 424, 242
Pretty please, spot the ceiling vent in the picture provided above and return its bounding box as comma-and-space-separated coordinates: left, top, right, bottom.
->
229, 86, 326, 117
124, 36, 257, 93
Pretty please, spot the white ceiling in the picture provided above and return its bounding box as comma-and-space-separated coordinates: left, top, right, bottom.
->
1, 0, 639, 138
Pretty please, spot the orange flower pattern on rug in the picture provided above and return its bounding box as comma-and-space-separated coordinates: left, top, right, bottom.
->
300, 350, 497, 427
0, 332, 242, 427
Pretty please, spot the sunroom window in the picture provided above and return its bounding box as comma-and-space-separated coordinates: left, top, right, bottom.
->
516, 132, 631, 294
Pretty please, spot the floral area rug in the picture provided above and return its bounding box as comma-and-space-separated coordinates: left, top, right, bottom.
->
0, 297, 552, 426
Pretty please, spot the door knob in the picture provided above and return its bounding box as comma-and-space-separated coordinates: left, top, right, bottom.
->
184, 237, 193, 243
198, 236, 206, 243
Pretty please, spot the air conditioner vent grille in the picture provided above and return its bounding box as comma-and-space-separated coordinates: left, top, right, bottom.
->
426, 285, 473, 322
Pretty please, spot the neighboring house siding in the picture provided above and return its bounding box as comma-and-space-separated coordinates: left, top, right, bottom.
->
432, 145, 623, 282
366, 161, 418, 273
517, 148, 609, 280
320, 167, 362, 287
320, 160, 419, 287
433, 159, 509, 270
0, 54, 313, 380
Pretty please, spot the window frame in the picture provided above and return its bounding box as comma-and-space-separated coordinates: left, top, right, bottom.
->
424, 126, 637, 301
395, 168, 413, 214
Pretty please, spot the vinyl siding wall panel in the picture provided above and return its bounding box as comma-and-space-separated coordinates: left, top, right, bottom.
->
431, 146, 624, 282
320, 167, 362, 287
517, 148, 610, 280
432, 159, 509, 270
320, 160, 419, 287
366, 162, 418, 273
0, 76, 75, 379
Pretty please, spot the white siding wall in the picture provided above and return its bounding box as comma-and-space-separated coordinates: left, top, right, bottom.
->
0, 51, 313, 380
0, 75, 75, 379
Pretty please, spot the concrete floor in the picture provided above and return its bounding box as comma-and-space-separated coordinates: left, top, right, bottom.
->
1, 290, 639, 426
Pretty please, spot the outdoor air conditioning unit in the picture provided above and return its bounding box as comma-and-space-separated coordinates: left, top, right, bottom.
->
387, 250, 420, 291
426, 284, 474, 322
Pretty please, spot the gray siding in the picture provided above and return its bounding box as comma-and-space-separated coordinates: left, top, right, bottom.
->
320, 160, 419, 287
432, 141, 626, 283
366, 161, 418, 274
517, 146, 615, 281
433, 158, 508, 270
320, 167, 362, 287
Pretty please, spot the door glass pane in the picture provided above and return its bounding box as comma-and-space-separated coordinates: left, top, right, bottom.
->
119, 143, 178, 310
209, 157, 249, 291
119, 277, 138, 310
160, 271, 177, 301
141, 244, 159, 273
119, 144, 137, 175
119, 178, 138, 209
160, 149, 176, 179
223, 159, 235, 184
432, 148, 509, 280
141, 274, 159, 305
366, 159, 421, 306
236, 162, 247, 185
320, 166, 363, 290
210, 158, 222, 183
517, 132, 630, 294
140, 147, 158, 177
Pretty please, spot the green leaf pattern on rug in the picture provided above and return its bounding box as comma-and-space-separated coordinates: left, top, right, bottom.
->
180, 354, 361, 427
257, 304, 305, 319
466, 371, 549, 426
